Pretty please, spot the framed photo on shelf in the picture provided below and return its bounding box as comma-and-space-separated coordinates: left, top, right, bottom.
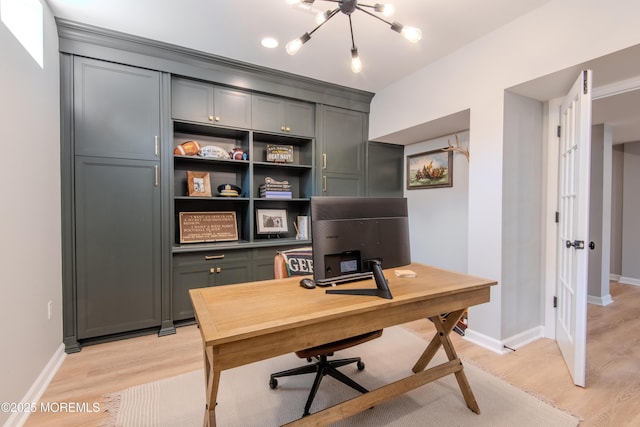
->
256, 209, 288, 234
406, 149, 453, 190
187, 171, 212, 197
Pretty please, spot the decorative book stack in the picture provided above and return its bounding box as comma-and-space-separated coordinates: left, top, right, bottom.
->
259, 177, 292, 199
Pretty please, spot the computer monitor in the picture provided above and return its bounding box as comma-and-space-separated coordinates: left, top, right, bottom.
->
310, 196, 411, 299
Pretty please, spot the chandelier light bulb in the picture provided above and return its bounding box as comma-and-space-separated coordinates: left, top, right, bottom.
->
374, 3, 395, 17
401, 26, 422, 43
316, 10, 331, 25
286, 33, 310, 55
351, 48, 362, 73
286, 39, 303, 55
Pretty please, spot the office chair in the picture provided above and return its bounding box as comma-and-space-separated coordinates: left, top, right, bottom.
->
270, 249, 383, 416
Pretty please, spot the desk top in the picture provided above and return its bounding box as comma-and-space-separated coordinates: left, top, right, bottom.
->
190, 262, 496, 349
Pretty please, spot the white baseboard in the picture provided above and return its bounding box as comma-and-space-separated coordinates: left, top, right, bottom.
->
588, 294, 614, 306
3, 344, 66, 427
610, 273, 621, 282
619, 276, 640, 286
502, 326, 544, 350
464, 326, 544, 355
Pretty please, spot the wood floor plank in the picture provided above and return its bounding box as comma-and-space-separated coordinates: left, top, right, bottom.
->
26, 282, 640, 426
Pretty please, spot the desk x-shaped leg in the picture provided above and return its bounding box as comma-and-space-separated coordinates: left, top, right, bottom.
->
412, 308, 480, 414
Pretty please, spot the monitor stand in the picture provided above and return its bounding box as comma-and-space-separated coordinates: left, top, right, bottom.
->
325, 260, 393, 299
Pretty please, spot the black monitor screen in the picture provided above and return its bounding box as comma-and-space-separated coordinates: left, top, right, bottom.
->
310, 196, 411, 285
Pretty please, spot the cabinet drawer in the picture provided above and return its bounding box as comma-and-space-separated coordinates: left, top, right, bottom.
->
174, 250, 250, 267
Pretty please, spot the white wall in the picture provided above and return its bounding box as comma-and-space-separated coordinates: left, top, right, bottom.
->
621, 141, 640, 285
501, 92, 543, 338
370, 0, 640, 343
610, 145, 624, 277
404, 132, 469, 273
587, 124, 612, 305
0, 1, 62, 425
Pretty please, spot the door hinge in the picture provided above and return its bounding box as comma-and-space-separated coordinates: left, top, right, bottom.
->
557, 125, 561, 138
583, 70, 589, 95
553, 296, 557, 308
555, 211, 559, 223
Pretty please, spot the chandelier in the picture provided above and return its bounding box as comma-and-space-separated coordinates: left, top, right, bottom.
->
285, 0, 422, 73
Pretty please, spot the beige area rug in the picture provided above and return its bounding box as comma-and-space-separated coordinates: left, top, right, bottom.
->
107, 326, 578, 427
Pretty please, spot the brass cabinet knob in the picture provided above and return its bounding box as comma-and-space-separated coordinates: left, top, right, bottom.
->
285, 127, 291, 132
215, 116, 220, 122
208, 115, 214, 121
209, 268, 215, 274
281, 126, 286, 131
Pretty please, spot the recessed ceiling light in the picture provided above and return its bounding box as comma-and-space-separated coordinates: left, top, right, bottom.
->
261, 37, 279, 49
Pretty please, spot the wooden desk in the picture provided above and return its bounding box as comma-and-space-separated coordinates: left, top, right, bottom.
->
190, 262, 496, 426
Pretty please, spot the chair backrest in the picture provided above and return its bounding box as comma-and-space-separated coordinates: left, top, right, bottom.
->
274, 247, 313, 279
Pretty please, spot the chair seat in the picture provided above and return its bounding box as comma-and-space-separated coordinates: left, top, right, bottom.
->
295, 330, 383, 359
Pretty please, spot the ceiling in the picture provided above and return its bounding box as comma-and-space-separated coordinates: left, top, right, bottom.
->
45, 0, 551, 93
46, 0, 640, 146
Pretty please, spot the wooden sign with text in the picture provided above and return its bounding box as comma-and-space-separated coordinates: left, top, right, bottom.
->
179, 211, 238, 243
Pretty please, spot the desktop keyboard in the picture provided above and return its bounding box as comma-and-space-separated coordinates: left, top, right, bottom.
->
315, 271, 374, 287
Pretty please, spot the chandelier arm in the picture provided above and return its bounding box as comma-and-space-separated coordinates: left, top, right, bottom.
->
308, 7, 341, 36
354, 3, 377, 9
355, 5, 393, 26
348, 15, 356, 50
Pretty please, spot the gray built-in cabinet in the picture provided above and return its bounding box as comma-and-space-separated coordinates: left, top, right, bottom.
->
58, 19, 385, 352
319, 105, 366, 196
73, 57, 163, 341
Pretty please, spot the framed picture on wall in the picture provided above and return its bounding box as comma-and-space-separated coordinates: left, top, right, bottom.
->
406, 149, 453, 189
256, 209, 288, 234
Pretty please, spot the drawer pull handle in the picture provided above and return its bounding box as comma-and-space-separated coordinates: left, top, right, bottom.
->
205, 255, 225, 260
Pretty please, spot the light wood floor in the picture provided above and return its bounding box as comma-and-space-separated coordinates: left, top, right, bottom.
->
26, 282, 640, 426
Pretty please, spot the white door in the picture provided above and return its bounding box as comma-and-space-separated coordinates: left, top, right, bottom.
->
556, 70, 592, 387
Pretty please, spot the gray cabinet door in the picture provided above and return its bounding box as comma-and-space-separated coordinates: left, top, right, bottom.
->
252, 94, 314, 137
172, 251, 251, 320
323, 174, 363, 196
285, 100, 315, 137
367, 141, 404, 197
171, 77, 214, 123
172, 78, 251, 128
213, 86, 252, 128
252, 94, 286, 134
320, 106, 365, 195
74, 57, 160, 161
75, 157, 161, 339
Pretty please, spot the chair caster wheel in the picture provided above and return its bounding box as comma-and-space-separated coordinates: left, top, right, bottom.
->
269, 378, 278, 389
357, 361, 365, 370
